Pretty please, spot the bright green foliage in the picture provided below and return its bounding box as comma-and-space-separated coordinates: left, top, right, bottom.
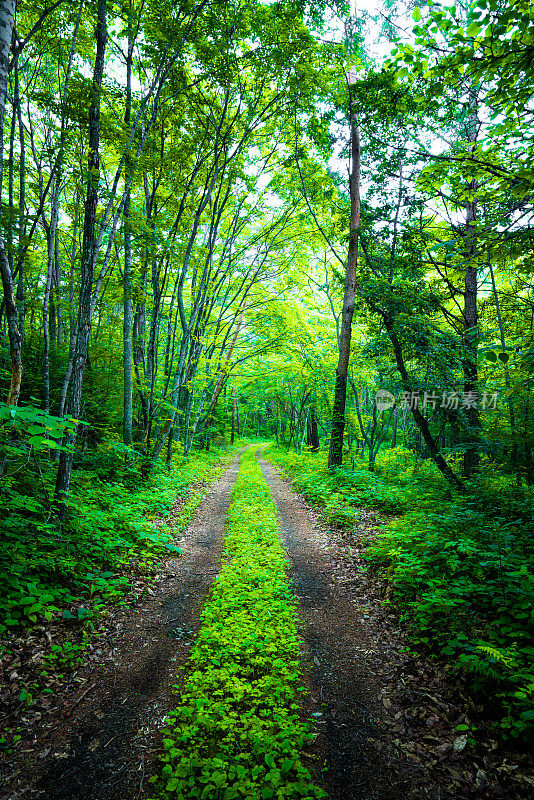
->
266, 445, 417, 518
150, 450, 325, 800
0, 446, 231, 635
268, 446, 534, 741
0, 403, 78, 455
367, 501, 534, 740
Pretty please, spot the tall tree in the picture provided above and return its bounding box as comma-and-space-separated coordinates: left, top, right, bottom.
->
328, 68, 360, 469
0, 0, 21, 406
55, 0, 108, 503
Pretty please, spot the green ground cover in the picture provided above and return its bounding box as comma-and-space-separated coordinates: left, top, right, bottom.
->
266, 445, 534, 743
0, 445, 233, 637
150, 449, 325, 800
0, 440, 237, 755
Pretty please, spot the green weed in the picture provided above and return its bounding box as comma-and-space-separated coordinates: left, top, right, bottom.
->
266, 445, 534, 742
0, 447, 232, 636
150, 450, 325, 800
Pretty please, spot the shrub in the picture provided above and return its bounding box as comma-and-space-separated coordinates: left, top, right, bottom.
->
266, 444, 534, 742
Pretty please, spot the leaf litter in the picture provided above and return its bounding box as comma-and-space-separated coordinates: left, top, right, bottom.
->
262, 460, 534, 800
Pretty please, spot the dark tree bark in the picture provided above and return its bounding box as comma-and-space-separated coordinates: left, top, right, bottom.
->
43, 177, 59, 413
0, 0, 21, 405
55, 0, 108, 505
462, 191, 480, 476
329, 81, 360, 469
15, 53, 26, 344
384, 316, 465, 491
123, 5, 134, 450
462, 105, 481, 477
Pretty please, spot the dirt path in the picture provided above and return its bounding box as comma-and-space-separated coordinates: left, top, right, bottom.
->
260, 453, 534, 800
6, 448, 529, 800
3, 454, 241, 800
258, 454, 430, 800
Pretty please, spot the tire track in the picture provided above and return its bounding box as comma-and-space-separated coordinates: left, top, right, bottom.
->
259, 454, 416, 800
5, 454, 241, 800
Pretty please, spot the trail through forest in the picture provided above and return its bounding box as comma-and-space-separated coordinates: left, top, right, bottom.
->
259, 454, 410, 800
2, 0, 534, 796
3, 450, 527, 800
3, 455, 241, 800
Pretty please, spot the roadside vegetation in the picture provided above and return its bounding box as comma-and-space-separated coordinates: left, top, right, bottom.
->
1, 442, 233, 635
0, 440, 234, 753
266, 445, 534, 744
150, 449, 325, 800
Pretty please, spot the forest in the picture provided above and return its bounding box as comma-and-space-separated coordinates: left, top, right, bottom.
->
0, 0, 533, 798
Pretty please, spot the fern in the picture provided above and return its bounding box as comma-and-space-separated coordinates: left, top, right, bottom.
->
476, 644, 515, 669
458, 644, 518, 684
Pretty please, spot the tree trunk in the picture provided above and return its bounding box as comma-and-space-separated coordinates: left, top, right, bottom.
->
0, 0, 21, 405
16, 57, 26, 345
54, 232, 63, 345
462, 108, 481, 477
384, 316, 465, 491
123, 11, 134, 451
309, 406, 320, 451
7, 71, 15, 273
523, 392, 534, 486
55, 0, 108, 505
43, 178, 59, 413
231, 385, 236, 444
166, 425, 174, 469
133, 298, 148, 431
329, 85, 360, 469
391, 405, 398, 447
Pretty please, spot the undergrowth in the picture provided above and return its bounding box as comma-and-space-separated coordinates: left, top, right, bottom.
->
150, 449, 325, 800
0, 439, 235, 757
0, 445, 232, 636
266, 445, 534, 743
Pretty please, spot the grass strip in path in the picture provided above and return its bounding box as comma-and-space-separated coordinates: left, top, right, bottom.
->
149, 448, 326, 800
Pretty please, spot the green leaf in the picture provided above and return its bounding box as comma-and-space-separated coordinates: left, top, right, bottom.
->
412, 7, 422, 21
265, 753, 275, 769
484, 351, 497, 362
18, 596, 36, 605
28, 435, 50, 447
466, 21, 482, 36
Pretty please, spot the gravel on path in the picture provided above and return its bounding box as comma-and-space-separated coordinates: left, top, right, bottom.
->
259, 453, 425, 800
3, 453, 241, 800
